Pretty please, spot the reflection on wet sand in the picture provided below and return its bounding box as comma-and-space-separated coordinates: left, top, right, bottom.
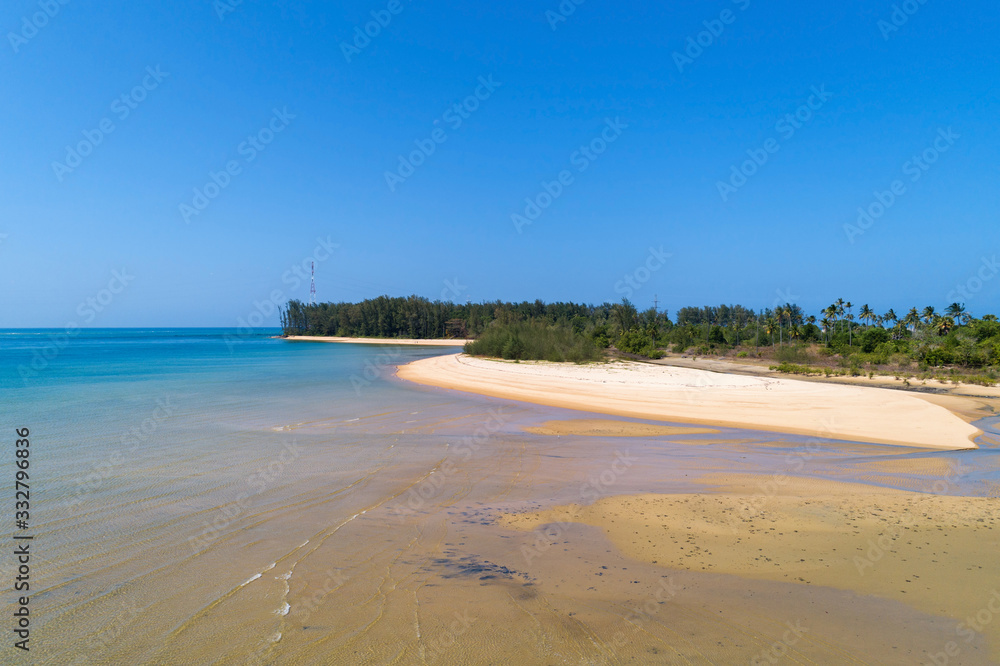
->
40, 394, 1000, 665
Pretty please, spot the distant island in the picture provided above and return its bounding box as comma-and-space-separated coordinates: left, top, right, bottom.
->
281, 297, 998, 386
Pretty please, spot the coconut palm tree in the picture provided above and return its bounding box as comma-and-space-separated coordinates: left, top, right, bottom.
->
823, 305, 837, 336
764, 317, 777, 347
884, 309, 898, 328
946, 302, 967, 326
859, 304, 873, 330
906, 307, 920, 332
835, 299, 846, 333
845, 302, 854, 345
937, 316, 955, 336
922, 306, 936, 325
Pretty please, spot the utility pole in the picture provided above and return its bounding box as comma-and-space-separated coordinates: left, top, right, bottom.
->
309, 262, 317, 306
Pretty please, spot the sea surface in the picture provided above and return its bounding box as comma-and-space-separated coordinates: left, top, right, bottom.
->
1, 329, 997, 664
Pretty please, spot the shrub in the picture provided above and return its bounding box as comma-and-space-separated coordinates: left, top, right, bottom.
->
776, 345, 810, 364
770, 363, 823, 376
465, 322, 604, 363
923, 348, 954, 367
860, 327, 890, 353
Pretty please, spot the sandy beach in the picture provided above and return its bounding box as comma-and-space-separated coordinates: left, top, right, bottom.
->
501, 474, 1000, 661
282, 335, 472, 346
397, 353, 982, 450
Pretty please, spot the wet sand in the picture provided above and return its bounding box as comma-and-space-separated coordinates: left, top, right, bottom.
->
37, 349, 1000, 664
523, 418, 719, 438
398, 354, 981, 449
501, 475, 1000, 660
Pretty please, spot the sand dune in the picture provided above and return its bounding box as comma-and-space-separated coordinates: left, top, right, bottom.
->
397, 354, 980, 449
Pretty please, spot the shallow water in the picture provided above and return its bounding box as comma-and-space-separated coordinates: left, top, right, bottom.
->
1, 329, 996, 664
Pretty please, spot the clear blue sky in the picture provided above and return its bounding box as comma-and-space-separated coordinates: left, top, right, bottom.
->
2, 0, 998, 327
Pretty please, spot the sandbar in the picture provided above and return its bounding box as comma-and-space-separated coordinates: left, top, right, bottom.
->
397, 354, 981, 449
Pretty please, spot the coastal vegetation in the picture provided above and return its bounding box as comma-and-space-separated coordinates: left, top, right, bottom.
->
463, 322, 603, 363
282, 297, 1000, 383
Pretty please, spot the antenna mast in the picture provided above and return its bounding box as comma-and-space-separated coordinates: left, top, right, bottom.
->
309, 262, 316, 305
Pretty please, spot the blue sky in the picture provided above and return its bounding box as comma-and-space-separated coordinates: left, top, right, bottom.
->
2, 0, 998, 327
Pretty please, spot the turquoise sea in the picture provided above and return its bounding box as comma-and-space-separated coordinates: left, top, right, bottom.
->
2, 329, 998, 664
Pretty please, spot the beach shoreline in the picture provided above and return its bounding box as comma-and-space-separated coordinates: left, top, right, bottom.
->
281, 335, 472, 346
397, 353, 983, 450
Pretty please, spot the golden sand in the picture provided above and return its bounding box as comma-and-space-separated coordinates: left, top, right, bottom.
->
502, 475, 1000, 660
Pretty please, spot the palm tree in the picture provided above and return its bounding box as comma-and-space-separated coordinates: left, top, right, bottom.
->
835, 299, 845, 333
937, 316, 955, 336
906, 307, 920, 333
946, 302, 967, 326
764, 317, 777, 347
845, 302, 854, 345
922, 306, 936, 325
884, 309, 897, 328
859, 304, 873, 330
822, 305, 837, 337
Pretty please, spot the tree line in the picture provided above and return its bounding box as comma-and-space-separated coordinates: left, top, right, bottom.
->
281, 296, 1000, 370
